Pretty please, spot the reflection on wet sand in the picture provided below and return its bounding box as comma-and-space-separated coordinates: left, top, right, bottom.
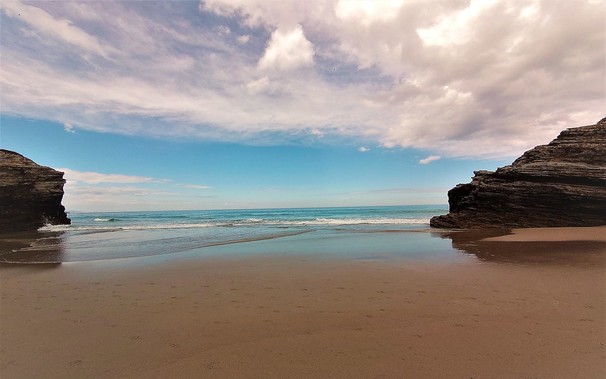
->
2, 227, 605, 267
443, 229, 606, 266
0, 231, 65, 265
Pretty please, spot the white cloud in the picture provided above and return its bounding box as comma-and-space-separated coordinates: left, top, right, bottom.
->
358, 146, 370, 152
335, 0, 404, 26
1, 0, 111, 58
310, 129, 324, 138
246, 76, 270, 94
66, 185, 172, 197
60, 168, 162, 184
258, 25, 314, 71
59, 169, 216, 211
215, 25, 231, 35
184, 184, 211, 189
519, 1, 540, 20
63, 122, 75, 133
417, 0, 499, 47
237, 34, 250, 44
62, 184, 177, 212
419, 155, 441, 165
0, 1, 604, 159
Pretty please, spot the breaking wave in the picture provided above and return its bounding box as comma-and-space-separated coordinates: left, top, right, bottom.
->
39, 217, 430, 233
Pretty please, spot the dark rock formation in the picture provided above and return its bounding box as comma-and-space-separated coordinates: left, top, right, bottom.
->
1, 149, 70, 232
431, 118, 606, 228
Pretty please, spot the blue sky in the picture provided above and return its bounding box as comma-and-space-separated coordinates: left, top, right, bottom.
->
1, 114, 510, 210
0, 1, 603, 211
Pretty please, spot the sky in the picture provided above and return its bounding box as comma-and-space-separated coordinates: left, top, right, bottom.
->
0, 0, 604, 211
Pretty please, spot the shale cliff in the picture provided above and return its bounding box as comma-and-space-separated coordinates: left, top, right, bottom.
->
430, 118, 606, 228
1, 149, 70, 232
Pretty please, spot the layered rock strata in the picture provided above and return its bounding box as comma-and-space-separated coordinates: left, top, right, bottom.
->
431, 118, 606, 228
1, 149, 70, 232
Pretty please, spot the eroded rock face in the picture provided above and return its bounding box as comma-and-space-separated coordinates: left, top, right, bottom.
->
1, 150, 70, 232
430, 118, 606, 228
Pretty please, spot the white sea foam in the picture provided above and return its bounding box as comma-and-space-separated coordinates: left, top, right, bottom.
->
259, 218, 430, 226
39, 222, 216, 232
93, 218, 115, 222
38, 217, 430, 233
39, 224, 72, 232
120, 223, 216, 230
312, 217, 429, 225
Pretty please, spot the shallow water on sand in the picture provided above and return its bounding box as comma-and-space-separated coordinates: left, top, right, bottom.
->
1, 206, 455, 264
0, 227, 465, 264
2, 206, 604, 267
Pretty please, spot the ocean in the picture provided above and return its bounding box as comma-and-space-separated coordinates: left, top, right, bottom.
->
3, 205, 458, 264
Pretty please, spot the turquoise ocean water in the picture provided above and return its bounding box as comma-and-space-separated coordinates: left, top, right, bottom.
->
5, 205, 459, 264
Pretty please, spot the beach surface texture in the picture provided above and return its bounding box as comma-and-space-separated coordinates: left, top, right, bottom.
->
1, 219, 604, 378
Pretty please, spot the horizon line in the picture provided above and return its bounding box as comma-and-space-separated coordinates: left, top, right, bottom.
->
65, 203, 449, 214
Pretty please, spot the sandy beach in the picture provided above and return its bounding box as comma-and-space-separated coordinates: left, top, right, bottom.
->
1, 227, 605, 378
2, 1, 604, 377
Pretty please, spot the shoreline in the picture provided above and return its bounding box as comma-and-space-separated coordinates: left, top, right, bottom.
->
1, 226, 605, 378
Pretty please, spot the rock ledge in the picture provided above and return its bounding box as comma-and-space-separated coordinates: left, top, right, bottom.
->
1, 149, 70, 232
430, 118, 606, 228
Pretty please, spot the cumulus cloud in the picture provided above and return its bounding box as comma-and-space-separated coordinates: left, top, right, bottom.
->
1, 0, 604, 159
418, 155, 441, 165
335, 0, 405, 26
417, 0, 499, 46
358, 146, 370, 153
258, 25, 314, 71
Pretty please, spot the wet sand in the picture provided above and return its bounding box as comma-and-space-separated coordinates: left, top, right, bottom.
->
1, 227, 605, 378
484, 226, 606, 242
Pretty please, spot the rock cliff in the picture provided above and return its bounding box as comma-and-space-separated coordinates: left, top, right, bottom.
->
1, 149, 70, 231
430, 118, 606, 228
